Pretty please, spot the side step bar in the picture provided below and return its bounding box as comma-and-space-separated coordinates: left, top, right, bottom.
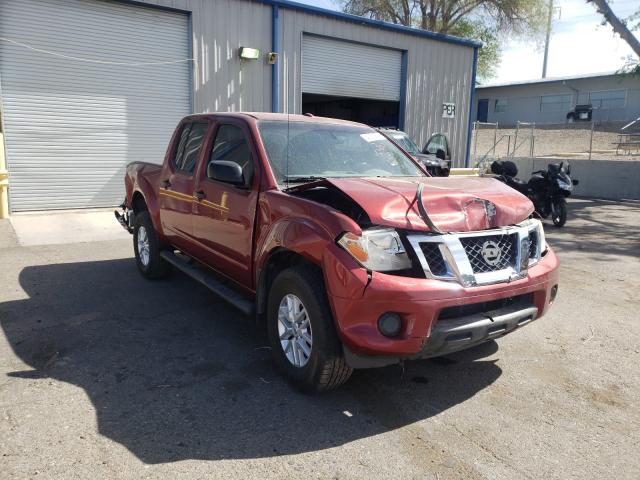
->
160, 250, 255, 317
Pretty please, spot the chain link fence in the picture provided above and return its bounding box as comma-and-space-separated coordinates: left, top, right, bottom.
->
470, 120, 640, 168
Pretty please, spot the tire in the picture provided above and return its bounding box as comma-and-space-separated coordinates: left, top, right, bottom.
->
266, 265, 352, 392
133, 210, 171, 279
550, 198, 567, 227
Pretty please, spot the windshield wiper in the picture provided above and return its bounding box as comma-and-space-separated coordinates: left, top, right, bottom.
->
284, 175, 325, 184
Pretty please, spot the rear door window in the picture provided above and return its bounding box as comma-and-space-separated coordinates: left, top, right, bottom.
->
173, 122, 208, 174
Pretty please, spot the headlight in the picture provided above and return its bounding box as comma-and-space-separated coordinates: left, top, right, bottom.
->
534, 219, 548, 254
338, 228, 412, 271
557, 178, 572, 191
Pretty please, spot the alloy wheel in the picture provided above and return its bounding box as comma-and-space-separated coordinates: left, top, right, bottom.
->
277, 294, 313, 368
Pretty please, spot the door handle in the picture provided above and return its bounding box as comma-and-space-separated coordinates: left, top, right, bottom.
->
194, 190, 206, 200
161, 179, 171, 188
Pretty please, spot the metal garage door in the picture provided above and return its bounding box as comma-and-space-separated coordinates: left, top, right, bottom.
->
302, 35, 402, 101
0, 0, 191, 211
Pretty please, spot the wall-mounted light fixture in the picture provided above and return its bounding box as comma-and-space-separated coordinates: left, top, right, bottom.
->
267, 52, 278, 65
239, 47, 260, 60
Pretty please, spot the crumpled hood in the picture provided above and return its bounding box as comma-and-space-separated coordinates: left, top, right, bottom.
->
325, 176, 534, 232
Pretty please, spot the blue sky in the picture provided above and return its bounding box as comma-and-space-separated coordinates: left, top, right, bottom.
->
295, 0, 639, 83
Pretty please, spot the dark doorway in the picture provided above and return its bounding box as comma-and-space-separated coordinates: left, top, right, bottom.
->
477, 99, 489, 122
302, 93, 400, 128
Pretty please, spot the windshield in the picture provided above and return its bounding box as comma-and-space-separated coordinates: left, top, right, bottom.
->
386, 131, 422, 156
258, 121, 425, 184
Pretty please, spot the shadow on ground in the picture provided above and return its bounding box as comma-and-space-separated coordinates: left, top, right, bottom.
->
1, 258, 501, 463
543, 198, 640, 261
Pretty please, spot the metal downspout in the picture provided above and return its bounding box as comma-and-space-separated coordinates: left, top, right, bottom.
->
465, 47, 478, 168
271, 5, 281, 113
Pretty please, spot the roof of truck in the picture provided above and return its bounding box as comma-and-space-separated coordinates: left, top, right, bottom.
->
184, 112, 369, 127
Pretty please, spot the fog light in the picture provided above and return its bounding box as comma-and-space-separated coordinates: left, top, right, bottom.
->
378, 312, 402, 337
550, 285, 558, 303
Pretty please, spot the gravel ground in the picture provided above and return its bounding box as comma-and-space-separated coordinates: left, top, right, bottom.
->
471, 125, 640, 161
1, 198, 639, 479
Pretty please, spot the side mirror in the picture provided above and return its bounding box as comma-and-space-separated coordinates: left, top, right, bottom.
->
436, 148, 446, 161
207, 160, 244, 185
572, 179, 579, 186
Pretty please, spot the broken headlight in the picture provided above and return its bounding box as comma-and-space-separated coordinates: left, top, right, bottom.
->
338, 228, 412, 272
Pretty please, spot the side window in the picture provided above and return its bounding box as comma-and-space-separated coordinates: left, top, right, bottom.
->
173, 123, 192, 170
181, 122, 208, 174
209, 124, 254, 185
173, 122, 207, 174
425, 134, 448, 157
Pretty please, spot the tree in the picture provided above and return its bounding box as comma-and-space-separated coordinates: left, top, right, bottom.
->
587, 0, 640, 75
587, 0, 640, 57
341, 0, 549, 80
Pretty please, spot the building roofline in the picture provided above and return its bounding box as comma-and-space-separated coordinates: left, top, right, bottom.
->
476, 71, 627, 89
257, 0, 481, 49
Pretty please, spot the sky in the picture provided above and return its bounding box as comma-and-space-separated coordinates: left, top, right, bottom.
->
295, 0, 639, 84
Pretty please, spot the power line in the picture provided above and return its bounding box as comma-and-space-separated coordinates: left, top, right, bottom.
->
0, 37, 195, 66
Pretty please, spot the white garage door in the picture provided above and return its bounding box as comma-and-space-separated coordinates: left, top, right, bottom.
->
0, 0, 191, 211
302, 35, 402, 101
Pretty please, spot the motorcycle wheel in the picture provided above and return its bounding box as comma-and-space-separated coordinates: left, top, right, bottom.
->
551, 198, 567, 227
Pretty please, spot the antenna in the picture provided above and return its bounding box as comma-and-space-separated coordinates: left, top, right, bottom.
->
286, 111, 290, 189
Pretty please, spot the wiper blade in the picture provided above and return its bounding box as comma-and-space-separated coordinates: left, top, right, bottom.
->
284, 175, 325, 184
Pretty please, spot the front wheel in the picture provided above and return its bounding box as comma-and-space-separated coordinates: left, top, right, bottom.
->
266, 265, 352, 393
550, 198, 567, 227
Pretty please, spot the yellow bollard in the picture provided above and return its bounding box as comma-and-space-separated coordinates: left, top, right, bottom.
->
449, 167, 480, 176
0, 132, 8, 219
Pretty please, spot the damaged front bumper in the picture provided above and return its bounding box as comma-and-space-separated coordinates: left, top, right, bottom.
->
322, 242, 560, 368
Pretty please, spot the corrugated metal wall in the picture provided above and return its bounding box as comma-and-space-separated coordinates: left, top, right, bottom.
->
149, 0, 474, 164
145, 0, 272, 113
278, 8, 474, 165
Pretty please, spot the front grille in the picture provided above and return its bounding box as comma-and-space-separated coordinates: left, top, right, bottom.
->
419, 243, 448, 276
459, 233, 517, 273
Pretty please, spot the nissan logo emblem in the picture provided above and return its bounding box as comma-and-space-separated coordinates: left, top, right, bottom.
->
481, 240, 502, 266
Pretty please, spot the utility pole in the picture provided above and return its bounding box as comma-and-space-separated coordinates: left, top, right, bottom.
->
542, 0, 554, 78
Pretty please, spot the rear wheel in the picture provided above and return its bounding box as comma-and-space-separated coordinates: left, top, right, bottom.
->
266, 265, 352, 392
133, 211, 171, 278
550, 198, 567, 227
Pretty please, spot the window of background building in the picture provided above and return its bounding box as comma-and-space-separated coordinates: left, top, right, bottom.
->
494, 98, 507, 113
589, 90, 626, 109
540, 94, 572, 113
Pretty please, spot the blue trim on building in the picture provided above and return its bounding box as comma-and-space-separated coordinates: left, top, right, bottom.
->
398, 51, 408, 130
271, 5, 281, 113
257, 0, 481, 49
465, 47, 478, 167
187, 13, 195, 114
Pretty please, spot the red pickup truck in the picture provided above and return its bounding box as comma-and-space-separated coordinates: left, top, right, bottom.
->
116, 113, 559, 392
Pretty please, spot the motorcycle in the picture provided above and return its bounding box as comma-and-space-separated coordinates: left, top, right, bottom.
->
490, 160, 579, 227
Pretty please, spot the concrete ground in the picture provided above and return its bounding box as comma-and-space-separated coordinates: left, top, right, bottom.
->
1, 198, 639, 479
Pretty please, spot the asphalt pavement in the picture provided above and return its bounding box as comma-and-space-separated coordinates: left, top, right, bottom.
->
1, 198, 639, 479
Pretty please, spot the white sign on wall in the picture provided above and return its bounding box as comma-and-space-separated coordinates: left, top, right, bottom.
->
442, 102, 456, 118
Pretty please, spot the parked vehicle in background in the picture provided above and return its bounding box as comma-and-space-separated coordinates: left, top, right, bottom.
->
490, 160, 578, 227
566, 104, 593, 122
116, 113, 560, 392
378, 128, 451, 176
